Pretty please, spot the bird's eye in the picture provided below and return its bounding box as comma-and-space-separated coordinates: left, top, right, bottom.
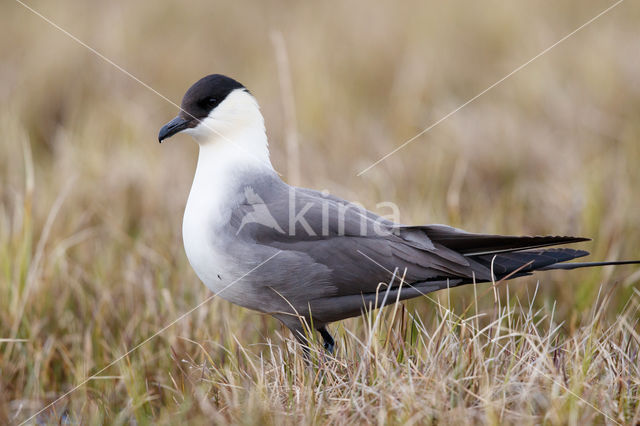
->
206, 97, 217, 107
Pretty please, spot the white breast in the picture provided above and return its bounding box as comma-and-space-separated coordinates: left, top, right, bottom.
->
182, 143, 238, 292
182, 139, 274, 298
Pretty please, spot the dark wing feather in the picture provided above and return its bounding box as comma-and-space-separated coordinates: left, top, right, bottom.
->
404, 224, 589, 255
230, 184, 493, 296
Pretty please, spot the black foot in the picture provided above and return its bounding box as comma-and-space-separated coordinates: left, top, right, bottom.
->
318, 326, 335, 354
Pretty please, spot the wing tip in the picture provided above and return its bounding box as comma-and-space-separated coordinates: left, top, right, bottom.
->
558, 236, 590, 243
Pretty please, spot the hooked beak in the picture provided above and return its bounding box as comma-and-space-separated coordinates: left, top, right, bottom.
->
158, 116, 193, 143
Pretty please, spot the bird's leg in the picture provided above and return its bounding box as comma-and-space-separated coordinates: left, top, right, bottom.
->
318, 326, 335, 353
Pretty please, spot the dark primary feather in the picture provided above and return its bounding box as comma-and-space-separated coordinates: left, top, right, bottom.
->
410, 224, 590, 255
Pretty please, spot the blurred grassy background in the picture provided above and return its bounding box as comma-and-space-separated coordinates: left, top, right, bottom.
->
1, 0, 639, 423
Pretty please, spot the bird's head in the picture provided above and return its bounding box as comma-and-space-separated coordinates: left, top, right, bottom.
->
158, 74, 264, 145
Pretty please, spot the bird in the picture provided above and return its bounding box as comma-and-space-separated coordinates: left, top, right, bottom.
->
158, 74, 639, 353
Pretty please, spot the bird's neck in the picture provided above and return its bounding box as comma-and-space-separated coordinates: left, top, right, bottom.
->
184, 134, 270, 249
195, 125, 273, 175
187, 124, 275, 227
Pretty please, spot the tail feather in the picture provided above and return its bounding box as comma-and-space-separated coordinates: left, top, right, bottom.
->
473, 248, 589, 279
471, 249, 640, 279
540, 260, 640, 271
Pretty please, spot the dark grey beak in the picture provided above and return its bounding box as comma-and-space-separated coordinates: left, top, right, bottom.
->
158, 116, 192, 143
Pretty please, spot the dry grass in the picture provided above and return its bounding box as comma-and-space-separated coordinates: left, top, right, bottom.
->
1, 0, 640, 424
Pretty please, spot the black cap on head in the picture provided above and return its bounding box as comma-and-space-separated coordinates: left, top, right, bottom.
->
158, 74, 246, 142
179, 74, 246, 121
